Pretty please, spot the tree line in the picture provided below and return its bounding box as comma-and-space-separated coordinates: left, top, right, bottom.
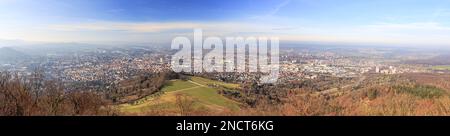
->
0, 71, 116, 116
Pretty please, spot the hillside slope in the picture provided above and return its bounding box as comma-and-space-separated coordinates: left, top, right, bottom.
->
119, 77, 241, 115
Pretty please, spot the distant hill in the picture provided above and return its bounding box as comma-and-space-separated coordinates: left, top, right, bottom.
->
11, 43, 101, 56
0, 47, 30, 63
402, 54, 450, 65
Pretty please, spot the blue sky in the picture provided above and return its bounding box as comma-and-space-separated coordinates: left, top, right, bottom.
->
1, 0, 450, 46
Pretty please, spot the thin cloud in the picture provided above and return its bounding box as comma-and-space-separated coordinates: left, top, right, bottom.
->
251, 0, 291, 19
48, 22, 278, 33
365, 22, 450, 32
430, 8, 450, 22
268, 0, 291, 16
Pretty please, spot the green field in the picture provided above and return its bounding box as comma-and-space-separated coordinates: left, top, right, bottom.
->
432, 65, 450, 71
161, 80, 198, 92
119, 77, 241, 114
190, 77, 240, 89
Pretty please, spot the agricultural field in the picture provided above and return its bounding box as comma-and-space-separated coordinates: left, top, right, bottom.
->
118, 77, 241, 115
432, 65, 450, 71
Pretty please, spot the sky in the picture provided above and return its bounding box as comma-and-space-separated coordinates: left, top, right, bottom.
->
1, 0, 450, 46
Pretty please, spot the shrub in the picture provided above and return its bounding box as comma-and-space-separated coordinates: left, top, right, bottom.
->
367, 89, 378, 100
394, 85, 446, 99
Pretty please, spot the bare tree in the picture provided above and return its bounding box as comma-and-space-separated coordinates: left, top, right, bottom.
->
175, 93, 195, 116
0, 71, 113, 116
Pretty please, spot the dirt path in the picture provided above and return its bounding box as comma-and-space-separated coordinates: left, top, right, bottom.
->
188, 80, 206, 87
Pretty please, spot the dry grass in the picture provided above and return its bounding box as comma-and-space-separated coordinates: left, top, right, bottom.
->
232, 86, 450, 116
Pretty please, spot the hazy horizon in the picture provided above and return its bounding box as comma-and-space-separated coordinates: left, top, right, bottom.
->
1, 0, 450, 46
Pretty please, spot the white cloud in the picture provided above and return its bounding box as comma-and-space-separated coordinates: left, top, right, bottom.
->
0, 21, 283, 43
268, 0, 291, 16
335, 22, 450, 45
3, 20, 450, 46
365, 22, 450, 31
250, 0, 291, 19
49, 22, 275, 33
